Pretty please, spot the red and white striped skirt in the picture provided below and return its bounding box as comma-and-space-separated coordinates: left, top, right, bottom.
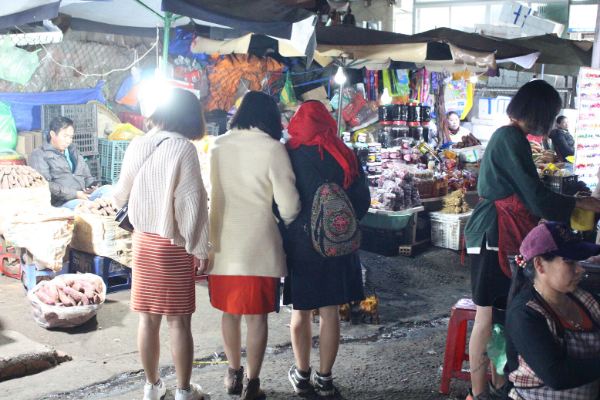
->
131, 232, 196, 316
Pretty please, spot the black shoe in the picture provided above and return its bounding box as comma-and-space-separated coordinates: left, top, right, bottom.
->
488, 382, 505, 399
311, 370, 335, 397
288, 365, 311, 394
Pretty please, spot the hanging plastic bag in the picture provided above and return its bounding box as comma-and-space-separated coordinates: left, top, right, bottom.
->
486, 324, 507, 376
0, 101, 17, 151
108, 123, 144, 141
280, 72, 298, 107
0, 36, 40, 85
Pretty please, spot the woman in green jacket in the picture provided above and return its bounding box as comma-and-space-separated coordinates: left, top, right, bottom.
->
464, 80, 600, 400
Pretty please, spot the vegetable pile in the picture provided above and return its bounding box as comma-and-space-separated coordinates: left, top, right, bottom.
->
452, 133, 481, 149
34, 276, 104, 306
530, 141, 559, 164
78, 198, 117, 216
0, 165, 46, 189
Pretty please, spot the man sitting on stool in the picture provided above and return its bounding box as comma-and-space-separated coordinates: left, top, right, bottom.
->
30, 116, 112, 210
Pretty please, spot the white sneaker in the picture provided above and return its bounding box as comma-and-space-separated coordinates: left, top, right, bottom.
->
175, 383, 204, 400
143, 379, 167, 400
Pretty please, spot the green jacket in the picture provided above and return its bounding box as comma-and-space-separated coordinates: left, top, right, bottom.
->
465, 126, 576, 251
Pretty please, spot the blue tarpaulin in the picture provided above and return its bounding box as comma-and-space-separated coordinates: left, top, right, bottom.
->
0, 82, 105, 132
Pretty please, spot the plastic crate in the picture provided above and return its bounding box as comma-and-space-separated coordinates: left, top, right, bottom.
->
119, 112, 147, 132
206, 122, 219, 136
41, 104, 98, 156
98, 139, 131, 184
429, 211, 472, 250
541, 174, 578, 195
85, 156, 100, 180
359, 226, 408, 256
69, 249, 131, 294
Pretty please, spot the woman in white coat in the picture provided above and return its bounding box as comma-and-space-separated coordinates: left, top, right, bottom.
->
207, 91, 301, 400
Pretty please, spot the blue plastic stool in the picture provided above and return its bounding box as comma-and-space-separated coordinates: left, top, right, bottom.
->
69, 249, 131, 294
21, 259, 69, 293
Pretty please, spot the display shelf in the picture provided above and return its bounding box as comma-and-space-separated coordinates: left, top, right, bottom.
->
574, 67, 600, 188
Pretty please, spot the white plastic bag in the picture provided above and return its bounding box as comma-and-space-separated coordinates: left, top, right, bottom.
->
3, 206, 73, 271
27, 273, 107, 329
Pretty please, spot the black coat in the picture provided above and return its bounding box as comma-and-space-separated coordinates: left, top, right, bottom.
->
30, 140, 94, 206
549, 128, 575, 160
281, 144, 370, 261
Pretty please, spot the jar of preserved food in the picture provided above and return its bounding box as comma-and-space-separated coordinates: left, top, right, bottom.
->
420, 104, 431, 123
378, 125, 393, 148
378, 105, 393, 124
354, 143, 369, 169
408, 122, 423, 141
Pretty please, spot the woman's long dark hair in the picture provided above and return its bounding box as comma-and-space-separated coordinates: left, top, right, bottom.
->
508, 254, 557, 305
228, 91, 282, 140
506, 80, 563, 137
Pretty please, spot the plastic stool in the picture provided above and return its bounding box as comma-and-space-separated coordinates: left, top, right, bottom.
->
440, 298, 491, 394
21, 259, 69, 293
0, 251, 21, 279
69, 249, 131, 294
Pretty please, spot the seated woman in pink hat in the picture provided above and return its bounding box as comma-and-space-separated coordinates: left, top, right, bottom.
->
505, 221, 600, 399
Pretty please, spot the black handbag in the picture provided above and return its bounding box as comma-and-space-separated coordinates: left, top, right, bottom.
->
114, 137, 170, 232
115, 203, 134, 232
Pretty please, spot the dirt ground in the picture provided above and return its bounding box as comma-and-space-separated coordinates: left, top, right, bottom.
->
0, 247, 472, 400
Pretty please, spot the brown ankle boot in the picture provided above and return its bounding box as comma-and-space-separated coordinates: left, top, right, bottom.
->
241, 376, 266, 400
225, 366, 244, 394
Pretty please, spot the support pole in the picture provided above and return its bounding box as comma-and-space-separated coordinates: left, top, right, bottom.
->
336, 58, 346, 136
162, 12, 172, 78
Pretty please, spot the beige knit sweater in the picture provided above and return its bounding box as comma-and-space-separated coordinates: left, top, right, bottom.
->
208, 128, 300, 277
113, 130, 210, 259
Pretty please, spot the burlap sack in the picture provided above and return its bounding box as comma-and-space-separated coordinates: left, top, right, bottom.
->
0, 183, 51, 234
70, 204, 132, 267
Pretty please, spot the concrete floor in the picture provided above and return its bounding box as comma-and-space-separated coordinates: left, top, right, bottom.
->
0, 248, 472, 400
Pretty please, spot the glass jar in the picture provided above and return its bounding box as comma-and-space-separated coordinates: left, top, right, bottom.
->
378, 105, 393, 124
354, 143, 370, 169
389, 147, 399, 159
420, 105, 431, 123
378, 125, 393, 148
381, 149, 389, 159
407, 103, 421, 123
408, 122, 423, 141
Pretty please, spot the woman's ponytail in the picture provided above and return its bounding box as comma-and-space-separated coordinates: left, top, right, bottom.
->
508, 254, 556, 305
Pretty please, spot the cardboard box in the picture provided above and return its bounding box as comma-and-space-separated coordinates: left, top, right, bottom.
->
301, 86, 328, 101
16, 132, 35, 156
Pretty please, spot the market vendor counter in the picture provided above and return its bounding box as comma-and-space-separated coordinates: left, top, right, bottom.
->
419, 191, 479, 212
360, 206, 427, 256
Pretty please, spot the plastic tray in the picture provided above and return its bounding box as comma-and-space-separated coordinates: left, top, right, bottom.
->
541, 174, 578, 195
429, 211, 472, 250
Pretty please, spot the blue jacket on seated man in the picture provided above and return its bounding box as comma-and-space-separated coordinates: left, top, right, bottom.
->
29, 116, 112, 210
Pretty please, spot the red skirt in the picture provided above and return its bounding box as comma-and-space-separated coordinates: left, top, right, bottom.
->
209, 275, 280, 315
131, 232, 196, 316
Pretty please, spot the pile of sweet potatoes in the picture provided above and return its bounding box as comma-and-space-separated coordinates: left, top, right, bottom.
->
34, 276, 104, 307
77, 198, 117, 217
0, 165, 46, 189
452, 133, 481, 149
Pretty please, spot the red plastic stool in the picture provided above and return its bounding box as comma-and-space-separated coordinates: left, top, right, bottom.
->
440, 298, 491, 394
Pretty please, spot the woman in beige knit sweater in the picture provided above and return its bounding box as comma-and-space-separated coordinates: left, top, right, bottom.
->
208, 91, 301, 400
114, 89, 210, 400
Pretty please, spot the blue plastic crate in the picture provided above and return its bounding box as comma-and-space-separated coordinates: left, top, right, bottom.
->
69, 249, 131, 294
41, 104, 98, 156
98, 139, 131, 184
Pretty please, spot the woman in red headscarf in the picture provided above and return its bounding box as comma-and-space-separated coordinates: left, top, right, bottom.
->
281, 100, 370, 397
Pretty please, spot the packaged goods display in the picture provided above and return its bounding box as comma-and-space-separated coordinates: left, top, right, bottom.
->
574, 67, 600, 189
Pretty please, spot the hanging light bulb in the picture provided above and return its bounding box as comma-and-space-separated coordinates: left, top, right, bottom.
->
469, 75, 479, 84
380, 88, 392, 105
334, 66, 347, 85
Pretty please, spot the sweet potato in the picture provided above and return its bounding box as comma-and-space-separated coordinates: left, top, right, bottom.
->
57, 288, 76, 306
47, 284, 60, 303
73, 282, 82, 292
63, 286, 85, 301
82, 287, 94, 300
93, 280, 103, 295
78, 280, 95, 291
0, 176, 8, 190
64, 279, 74, 287
36, 291, 56, 305
93, 294, 102, 305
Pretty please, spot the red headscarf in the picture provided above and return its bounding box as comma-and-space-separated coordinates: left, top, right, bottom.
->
286, 101, 359, 189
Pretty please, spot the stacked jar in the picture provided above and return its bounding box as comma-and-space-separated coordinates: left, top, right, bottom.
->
420, 104, 431, 143
378, 104, 394, 148
407, 103, 423, 142
366, 142, 382, 186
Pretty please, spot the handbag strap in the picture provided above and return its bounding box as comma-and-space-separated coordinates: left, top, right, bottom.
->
135, 136, 170, 177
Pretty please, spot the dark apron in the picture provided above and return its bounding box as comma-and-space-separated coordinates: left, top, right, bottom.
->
495, 194, 540, 277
